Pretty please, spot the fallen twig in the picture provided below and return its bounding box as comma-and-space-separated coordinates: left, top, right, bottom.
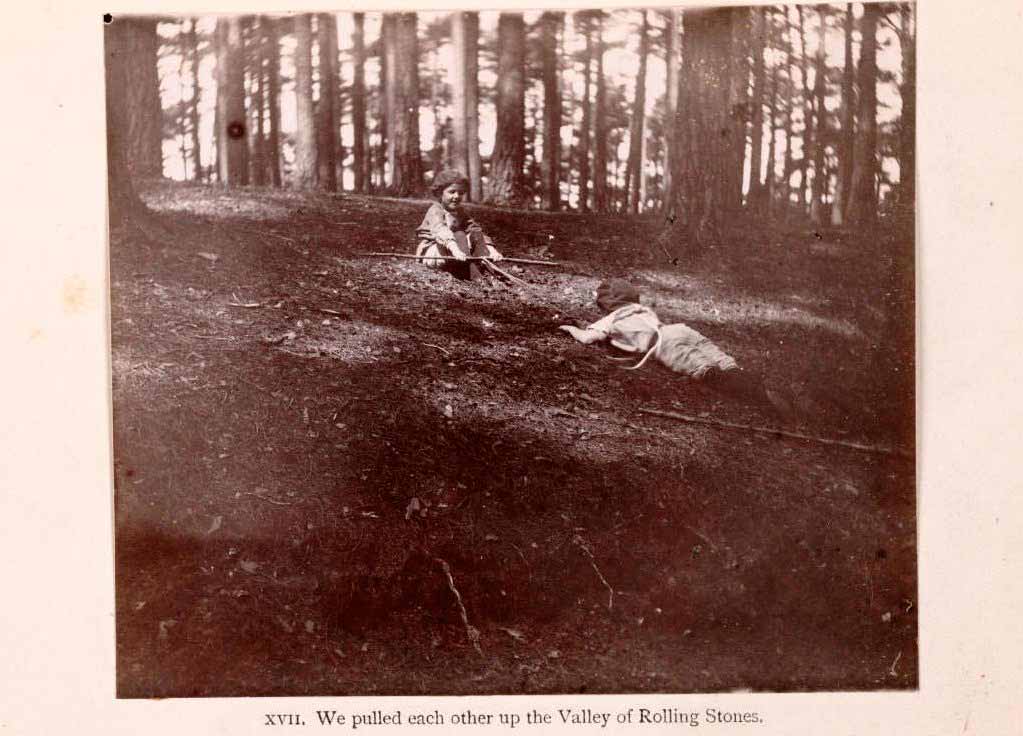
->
435, 557, 483, 657
889, 650, 902, 677
481, 258, 531, 287
637, 407, 911, 458
684, 525, 719, 553
237, 491, 293, 506
573, 535, 615, 611
423, 343, 451, 357
227, 302, 263, 308
361, 252, 561, 266
317, 308, 343, 316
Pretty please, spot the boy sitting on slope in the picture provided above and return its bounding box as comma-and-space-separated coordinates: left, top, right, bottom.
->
415, 169, 503, 281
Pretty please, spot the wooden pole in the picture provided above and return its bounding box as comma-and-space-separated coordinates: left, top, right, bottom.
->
361, 252, 561, 266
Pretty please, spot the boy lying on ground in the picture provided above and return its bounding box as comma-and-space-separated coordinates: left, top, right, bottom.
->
415, 169, 503, 281
559, 279, 791, 416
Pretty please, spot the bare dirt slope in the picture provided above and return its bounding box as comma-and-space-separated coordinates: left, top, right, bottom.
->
111, 182, 915, 696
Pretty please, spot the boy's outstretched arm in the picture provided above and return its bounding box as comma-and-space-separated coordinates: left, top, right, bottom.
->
559, 325, 606, 345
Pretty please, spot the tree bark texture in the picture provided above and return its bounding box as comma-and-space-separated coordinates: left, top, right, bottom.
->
390, 13, 424, 197
677, 8, 734, 249
845, 3, 879, 227
292, 15, 316, 188
316, 13, 339, 192
216, 17, 249, 185
124, 18, 163, 180
626, 11, 650, 214
540, 12, 563, 211
265, 17, 282, 187
487, 13, 527, 206
351, 13, 368, 193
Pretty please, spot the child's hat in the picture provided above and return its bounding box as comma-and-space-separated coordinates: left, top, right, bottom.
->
596, 279, 641, 312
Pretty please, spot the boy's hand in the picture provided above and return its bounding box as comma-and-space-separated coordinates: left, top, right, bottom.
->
447, 241, 468, 261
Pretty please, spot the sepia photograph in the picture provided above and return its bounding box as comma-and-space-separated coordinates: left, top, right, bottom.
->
105, 3, 917, 698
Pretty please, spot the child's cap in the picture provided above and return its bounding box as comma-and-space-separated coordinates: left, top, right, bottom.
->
596, 279, 642, 312
431, 169, 469, 197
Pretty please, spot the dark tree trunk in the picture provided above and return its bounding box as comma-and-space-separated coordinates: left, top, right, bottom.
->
247, 17, 267, 187
662, 9, 681, 214
124, 18, 163, 180
540, 11, 563, 211
463, 13, 483, 203
625, 11, 650, 214
765, 31, 780, 218
390, 13, 423, 197
293, 15, 316, 188
593, 13, 609, 213
215, 18, 249, 185
845, 2, 879, 227
351, 13, 367, 193
316, 13, 339, 192
899, 4, 915, 210
797, 5, 813, 212
810, 7, 829, 224
382, 14, 398, 187
265, 17, 281, 187
677, 8, 735, 250
832, 3, 855, 226
782, 10, 796, 217
725, 8, 750, 211
577, 13, 593, 212
105, 18, 147, 225
747, 7, 767, 211
486, 13, 526, 206
450, 12, 470, 178
186, 18, 204, 182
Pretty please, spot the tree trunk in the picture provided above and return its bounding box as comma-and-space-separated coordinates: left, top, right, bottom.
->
124, 18, 163, 180
810, 7, 828, 224
625, 11, 650, 214
105, 18, 147, 224
487, 13, 527, 206
747, 7, 767, 211
540, 12, 563, 211
429, 45, 445, 177
450, 12, 469, 178
462, 13, 483, 202
351, 13, 367, 193
661, 9, 682, 214
593, 13, 609, 213
725, 8, 750, 211
782, 10, 796, 217
765, 32, 780, 219
832, 4, 855, 226
264, 17, 281, 187
316, 13, 339, 192
186, 18, 204, 182
577, 13, 593, 212
247, 17, 267, 187
797, 5, 813, 213
677, 8, 734, 250
216, 18, 249, 185
845, 3, 879, 227
390, 13, 423, 197
899, 4, 915, 210
382, 14, 399, 188
292, 15, 316, 188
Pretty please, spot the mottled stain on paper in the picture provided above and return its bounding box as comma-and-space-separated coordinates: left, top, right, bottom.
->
62, 275, 89, 314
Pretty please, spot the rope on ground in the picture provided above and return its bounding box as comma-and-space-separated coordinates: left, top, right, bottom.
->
636, 407, 911, 458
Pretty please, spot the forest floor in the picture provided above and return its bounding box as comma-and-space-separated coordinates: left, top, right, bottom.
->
110, 181, 916, 697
